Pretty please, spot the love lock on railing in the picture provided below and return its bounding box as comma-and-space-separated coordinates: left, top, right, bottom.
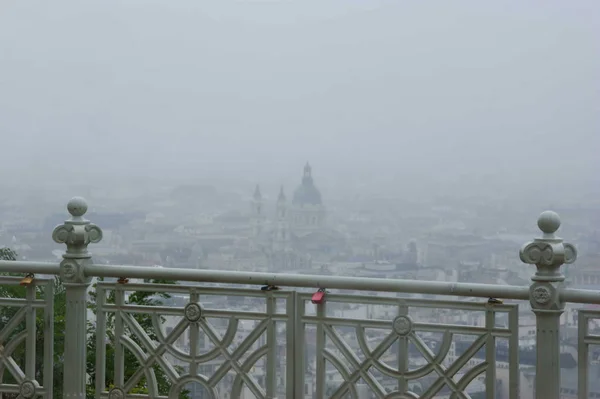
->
20, 273, 34, 286
311, 288, 327, 305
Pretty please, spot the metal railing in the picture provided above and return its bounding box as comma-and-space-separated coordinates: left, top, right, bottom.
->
0, 197, 597, 399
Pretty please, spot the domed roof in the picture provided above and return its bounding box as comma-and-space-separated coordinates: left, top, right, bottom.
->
292, 163, 323, 206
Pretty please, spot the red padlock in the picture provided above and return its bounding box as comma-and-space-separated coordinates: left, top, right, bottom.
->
311, 288, 326, 305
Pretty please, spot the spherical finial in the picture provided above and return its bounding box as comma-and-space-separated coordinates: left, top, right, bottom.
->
537, 210, 561, 234
67, 197, 88, 217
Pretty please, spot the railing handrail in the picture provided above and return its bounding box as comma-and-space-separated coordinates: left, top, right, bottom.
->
4, 260, 600, 306
0, 260, 60, 274
0, 259, 531, 300
85, 263, 532, 300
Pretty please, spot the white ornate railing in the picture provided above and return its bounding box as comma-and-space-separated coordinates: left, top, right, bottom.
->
297, 292, 520, 399
94, 281, 294, 399
0, 197, 598, 399
0, 276, 54, 399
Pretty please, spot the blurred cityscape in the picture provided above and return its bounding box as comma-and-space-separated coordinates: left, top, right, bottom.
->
2, 164, 600, 397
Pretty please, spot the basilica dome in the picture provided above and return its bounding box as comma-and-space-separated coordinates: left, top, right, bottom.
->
292, 163, 323, 206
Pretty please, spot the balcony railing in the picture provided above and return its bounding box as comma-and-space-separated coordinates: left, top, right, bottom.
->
0, 197, 598, 399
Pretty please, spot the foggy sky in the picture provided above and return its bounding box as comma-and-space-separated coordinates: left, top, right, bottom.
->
1, 0, 598, 201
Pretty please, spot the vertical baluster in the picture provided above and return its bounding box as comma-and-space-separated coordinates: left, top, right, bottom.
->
396, 302, 408, 394
294, 293, 306, 399
485, 307, 496, 398
189, 291, 200, 378
577, 311, 588, 399
286, 292, 296, 398
95, 284, 106, 398
520, 211, 577, 399
114, 288, 125, 388
43, 280, 54, 397
52, 197, 103, 399
315, 297, 326, 399
24, 284, 36, 380
508, 305, 519, 399
266, 292, 276, 398
15, 282, 41, 399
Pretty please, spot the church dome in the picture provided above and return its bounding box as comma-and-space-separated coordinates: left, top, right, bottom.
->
293, 184, 322, 206
292, 163, 323, 206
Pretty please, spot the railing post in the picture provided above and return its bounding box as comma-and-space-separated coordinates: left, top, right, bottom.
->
520, 211, 577, 399
52, 197, 103, 398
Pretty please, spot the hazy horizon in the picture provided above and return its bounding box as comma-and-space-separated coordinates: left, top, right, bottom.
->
1, 0, 598, 203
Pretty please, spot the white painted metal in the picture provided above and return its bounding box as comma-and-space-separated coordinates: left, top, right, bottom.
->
52, 197, 103, 399
300, 292, 518, 398
520, 210, 577, 399
576, 310, 600, 399
0, 197, 594, 398
84, 264, 531, 300
265, 292, 277, 399
94, 281, 294, 398
0, 261, 60, 275
0, 277, 54, 398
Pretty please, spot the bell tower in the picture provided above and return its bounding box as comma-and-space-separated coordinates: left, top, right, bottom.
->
274, 186, 290, 252
251, 185, 264, 238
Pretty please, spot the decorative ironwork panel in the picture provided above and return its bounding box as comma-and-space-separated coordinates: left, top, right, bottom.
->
576, 310, 600, 399
0, 276, 54, 398
298, 293, 519, 399
94, 282, 294, 399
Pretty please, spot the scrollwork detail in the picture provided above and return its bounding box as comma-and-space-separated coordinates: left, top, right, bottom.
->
52, 197, 103, 258
564, 243, 577, 264
532, 286, 551, 305
529, 282, 563, 311
184, 303, 203, 322
61, 261, 78, 280
19, 380, 38, 399
59, 258, 91, 284
520, 242, 554, 266
86, 224, 103, 243
520, 211, 578, 287
392, 315, 413, 336
108, 387, 125, 399
52, 224, 73, 244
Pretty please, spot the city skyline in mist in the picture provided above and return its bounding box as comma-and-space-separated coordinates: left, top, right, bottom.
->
1, 0, 598, 202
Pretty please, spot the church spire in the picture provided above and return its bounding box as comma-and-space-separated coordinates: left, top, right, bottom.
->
253, 184, 262, 201
274, 185, 290, 253
251, 184, 264, 239
278, 186, 286, 202
303, 162, 312, 178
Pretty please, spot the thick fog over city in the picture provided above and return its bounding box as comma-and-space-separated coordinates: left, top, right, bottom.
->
1, 0, 599, 203
0, 0, 599, 258
2, 2, 600, 398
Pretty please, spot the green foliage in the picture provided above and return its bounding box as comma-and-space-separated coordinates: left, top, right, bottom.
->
0, 247, 17, 261
0, 250, 189, 398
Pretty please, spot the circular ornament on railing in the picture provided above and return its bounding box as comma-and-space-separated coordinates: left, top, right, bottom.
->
392, 315, 413, 336
108, 387, 125, 399
19, 380, 37, 399
62, 262, 77, 279
52, 226, 70, 243
184, 303, 203, 322
532, 286, 552, 305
